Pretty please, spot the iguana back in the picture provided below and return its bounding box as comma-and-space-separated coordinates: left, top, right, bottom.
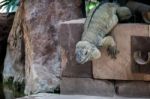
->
82, 3, 119, 46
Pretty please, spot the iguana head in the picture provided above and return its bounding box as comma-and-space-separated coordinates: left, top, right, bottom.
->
75, 41, 101, 64
117, 7, 132, 21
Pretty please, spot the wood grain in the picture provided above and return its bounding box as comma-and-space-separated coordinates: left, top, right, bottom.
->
93, 24, 150, 81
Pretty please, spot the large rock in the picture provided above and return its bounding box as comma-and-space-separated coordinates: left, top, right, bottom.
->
3, 6, 25, 84
60, 77, 115, 96
22, 0, 83, 95
116, 81, 150, 97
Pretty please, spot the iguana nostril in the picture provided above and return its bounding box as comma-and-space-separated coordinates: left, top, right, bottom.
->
85, 51, 88, 55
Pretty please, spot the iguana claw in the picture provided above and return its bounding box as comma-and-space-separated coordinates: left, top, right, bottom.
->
107, 46, 119, 59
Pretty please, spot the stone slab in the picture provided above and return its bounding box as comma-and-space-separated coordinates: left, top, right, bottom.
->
116, 81, 150, 97
17, 93, 149, 99
93, 24, 150, 80
58, 21, 92, 78
60, 77, 115, 96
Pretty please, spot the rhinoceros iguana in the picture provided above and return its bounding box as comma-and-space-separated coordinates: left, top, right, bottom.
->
75, 3, 131, 64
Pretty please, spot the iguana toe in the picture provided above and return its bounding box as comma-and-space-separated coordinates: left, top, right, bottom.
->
107, 46, 119, 59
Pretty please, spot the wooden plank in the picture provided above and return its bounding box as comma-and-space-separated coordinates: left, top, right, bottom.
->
58, 21, 92, 78
93, 24, 150, 81
60, 77, 115, 96
116, 81, 150, 97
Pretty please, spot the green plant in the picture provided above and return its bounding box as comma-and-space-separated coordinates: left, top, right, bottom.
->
0, 0, 19, 13
85, 0, 100, 14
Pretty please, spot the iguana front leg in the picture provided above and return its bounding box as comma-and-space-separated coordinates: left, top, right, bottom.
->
101, 36, 119, 59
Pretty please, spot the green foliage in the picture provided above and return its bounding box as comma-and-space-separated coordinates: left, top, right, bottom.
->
0, 0, 19, 13
3, 77, 25, 98
85, 0, 100, 14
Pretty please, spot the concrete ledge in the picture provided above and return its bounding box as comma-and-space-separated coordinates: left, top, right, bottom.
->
17, 93, 148, 99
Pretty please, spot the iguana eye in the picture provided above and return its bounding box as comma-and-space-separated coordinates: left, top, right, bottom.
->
85, 51, 88, 55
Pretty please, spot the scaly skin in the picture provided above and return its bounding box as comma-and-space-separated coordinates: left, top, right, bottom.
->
82, 3, 119, 46
75, 3, 131, 64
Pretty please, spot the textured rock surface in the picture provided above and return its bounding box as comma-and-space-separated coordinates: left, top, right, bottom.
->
3, 87, 15, 99
116, 81, 150, 97
3, 6, 25, 83
22, 0, 83, 95
0, 13, 14, 73
0, 13, 15, 68
0, 13, 14, 99
58, 19, 92, 78
60, 78, 115, 96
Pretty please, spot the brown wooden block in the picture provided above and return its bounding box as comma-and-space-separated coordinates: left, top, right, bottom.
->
93, 24, 150, 80
58, 20, 92, 78
60, 77, 115, 96
116, 81, 150, 97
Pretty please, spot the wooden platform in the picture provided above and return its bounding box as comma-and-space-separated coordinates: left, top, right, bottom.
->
93, 24, 150, 81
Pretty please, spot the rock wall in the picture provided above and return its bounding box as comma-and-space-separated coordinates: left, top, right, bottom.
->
23, 0, 83, 95
3, 5, 25, 84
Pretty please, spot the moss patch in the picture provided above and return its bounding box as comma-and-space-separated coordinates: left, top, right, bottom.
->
3, 77, 25, 98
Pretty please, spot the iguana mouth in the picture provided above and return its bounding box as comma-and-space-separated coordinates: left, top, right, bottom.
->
79, 53, 91, 64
